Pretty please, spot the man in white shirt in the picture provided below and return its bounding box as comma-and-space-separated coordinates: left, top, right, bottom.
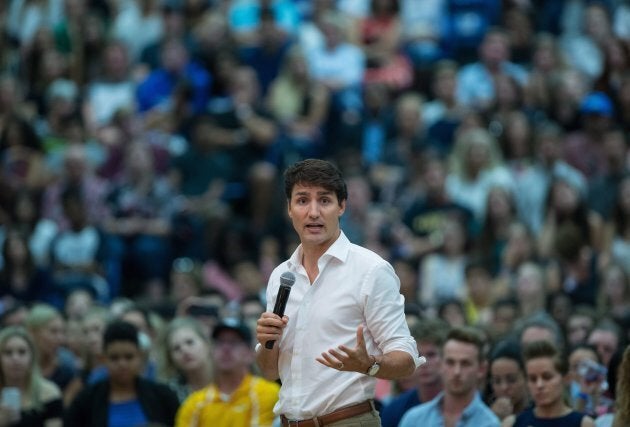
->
256, 158, 424, 426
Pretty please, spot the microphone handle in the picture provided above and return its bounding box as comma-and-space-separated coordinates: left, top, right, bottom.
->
265, 285, 292, 349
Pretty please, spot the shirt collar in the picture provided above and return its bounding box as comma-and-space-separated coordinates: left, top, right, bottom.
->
430, 391, 484, 416
287, 231, 350, 270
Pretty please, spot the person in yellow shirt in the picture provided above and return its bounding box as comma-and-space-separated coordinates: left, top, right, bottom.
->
175, 319, 280, 427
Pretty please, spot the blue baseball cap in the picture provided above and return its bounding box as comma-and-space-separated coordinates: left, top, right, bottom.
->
580, 92, 614, 117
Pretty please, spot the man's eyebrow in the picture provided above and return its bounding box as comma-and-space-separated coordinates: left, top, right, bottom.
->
294, 189, 334, 196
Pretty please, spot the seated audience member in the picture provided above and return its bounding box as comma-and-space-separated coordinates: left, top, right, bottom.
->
65, 320, 180, 426
566, 305, 598, 348
399, 326, 500, 427
0, 326, 63, 426
48, 185, 109, 303
516, 312, 565, 355
587, 318, 623, 367
380, 318, 449, 427
486, 339, 530, 421
80, 306, 111, 385
487, 297, 520, 342
175, 319, 280, 427
502, 340, 594, 427
25, 303, 81, 406
159, 316, 213, 402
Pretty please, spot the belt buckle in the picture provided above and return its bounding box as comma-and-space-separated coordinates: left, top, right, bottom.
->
286, 420, 300, 427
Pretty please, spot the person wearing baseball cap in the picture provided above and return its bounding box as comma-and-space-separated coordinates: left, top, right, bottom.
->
175, 318, 280, 427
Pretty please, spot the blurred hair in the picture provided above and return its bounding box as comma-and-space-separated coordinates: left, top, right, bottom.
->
25, 303, 62, 332
103, 320, 139, 349
409, 318, 450, 348
522, 339, 568, 376
446, 326, 487, 362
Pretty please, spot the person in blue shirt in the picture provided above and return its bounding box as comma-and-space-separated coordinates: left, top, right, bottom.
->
380, 318, 449, 427
64, 320, 179, 427
399, 326, 500, 427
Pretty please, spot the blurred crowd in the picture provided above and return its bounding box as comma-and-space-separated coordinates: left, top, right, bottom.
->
0, 0, 630, 425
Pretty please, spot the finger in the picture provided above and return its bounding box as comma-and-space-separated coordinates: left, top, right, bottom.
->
356, 324, 365, 348
337, 344, 353, 355
328, 348, 349, 360
318, 352, 339, 367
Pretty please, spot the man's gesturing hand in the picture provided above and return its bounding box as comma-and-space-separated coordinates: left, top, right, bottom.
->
316, 325, 375, 373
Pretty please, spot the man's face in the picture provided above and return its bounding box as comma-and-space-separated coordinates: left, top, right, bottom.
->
288, 183, 345, 252
441, 340, 484, 397
105, 341, 143, 386
417, 341, 442, 386
213, 330, 253, 372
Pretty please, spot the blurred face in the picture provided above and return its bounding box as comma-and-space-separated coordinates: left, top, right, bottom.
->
602, 267, 628, 302
423, 160, 446, 194
516, 266, 543, 301
442, 219, 465, 255
417, 341, 442, 386
432, 70, 456, 100
169, 327, 209, 373
287, 184, 345, 252
480, 33, 509, 66
491, 305, 518, 338
526, 357, 565, 408
441, 340, 484, 397
467, 269, 491, 303
440, 303, 467, 327
33, 316, 65, 357
213, 331, 252, 372
105, 341, 143, 386
552, 181, 579, 213
5, 236, 28, 264
491, 358, 527, 407
83, 317, 106, 355
1, 336, 32, 383
466, 140, 490, 173
587, 330, 618, 366
566, 315, 593, 347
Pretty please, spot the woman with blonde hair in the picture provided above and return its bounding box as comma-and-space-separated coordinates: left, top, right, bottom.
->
25, 303, 81, 406
159, 316, 213, 402
0, 326, 62, 426
446, 127, 514, 223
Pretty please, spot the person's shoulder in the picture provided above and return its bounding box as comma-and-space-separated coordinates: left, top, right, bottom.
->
399, 399, 434, 423
252, 375, 280, 389
39, 378, 62, 402
348, 241, 386, 263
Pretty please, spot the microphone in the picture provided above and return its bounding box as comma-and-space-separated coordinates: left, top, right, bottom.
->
265, 271, 296, 349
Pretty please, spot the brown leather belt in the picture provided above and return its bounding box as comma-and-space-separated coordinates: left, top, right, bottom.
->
280, 400, 374, 427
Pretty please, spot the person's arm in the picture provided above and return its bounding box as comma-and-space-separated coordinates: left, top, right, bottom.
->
581, 415, 595, 427
255, 312, 289, 380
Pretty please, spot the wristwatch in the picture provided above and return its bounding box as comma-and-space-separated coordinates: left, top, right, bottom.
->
366, 356, 380, 376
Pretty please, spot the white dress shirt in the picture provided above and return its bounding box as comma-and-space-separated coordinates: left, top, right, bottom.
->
265, 231, 420, 419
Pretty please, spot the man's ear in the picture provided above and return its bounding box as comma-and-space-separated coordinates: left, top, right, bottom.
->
338, 199, 346, 216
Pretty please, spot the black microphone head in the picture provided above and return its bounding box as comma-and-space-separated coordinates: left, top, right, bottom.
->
280, 271, 296, 287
